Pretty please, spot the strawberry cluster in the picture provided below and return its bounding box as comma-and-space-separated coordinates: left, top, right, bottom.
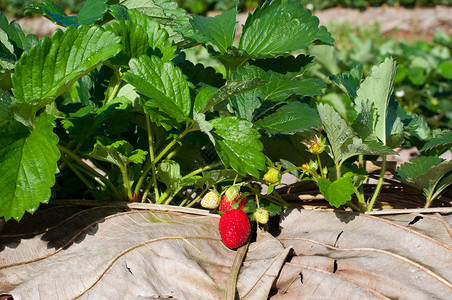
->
200, 185, 271, 249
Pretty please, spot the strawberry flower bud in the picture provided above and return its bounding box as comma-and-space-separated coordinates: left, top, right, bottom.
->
303, 135, 326, 154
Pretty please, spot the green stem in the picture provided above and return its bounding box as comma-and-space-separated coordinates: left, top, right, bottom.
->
145, 114, 159, 201
153, 123, 194, 164
358, 154, 365, 201
182, 162, 224, 181
120, 166, 133, 200
141, 175, 155, 203
335, 159, 342, 179
346, 201, 361, 212
135, 122, 195, 199
156, 190, 170, 204
58, 144, 122, 201
281, 166, 305, 175
317, 153, 325, 178
104, 63, 122, 105
266, 190, 291, 209
179, 188, 198, 207
366, 156, 387, 211
354, 187, 366, 212
186, 185, 211, 208
60, 155, 94, 190
424, 189, 436, 208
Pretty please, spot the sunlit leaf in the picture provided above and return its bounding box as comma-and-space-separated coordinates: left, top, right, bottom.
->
0, 113, 60, 221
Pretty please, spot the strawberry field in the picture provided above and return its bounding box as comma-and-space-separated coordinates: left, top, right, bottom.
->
1, 0, 451, 299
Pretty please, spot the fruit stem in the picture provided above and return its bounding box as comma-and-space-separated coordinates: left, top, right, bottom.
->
181, 161, 223, 181
317, 153, 326, 178
186, 186, 210, 208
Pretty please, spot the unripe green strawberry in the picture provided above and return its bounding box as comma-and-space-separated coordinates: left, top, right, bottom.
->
219, 209, 251, 249
219, 194, 247, 213
225, 186, 239, 202
254, 208, 269, 224
200, 191, 220, 209
263, 167, 281, 184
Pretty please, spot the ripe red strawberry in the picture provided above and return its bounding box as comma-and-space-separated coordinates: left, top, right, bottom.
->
200, 191, 220, 209
219, 194, 247, 213
219, 209, 251, 249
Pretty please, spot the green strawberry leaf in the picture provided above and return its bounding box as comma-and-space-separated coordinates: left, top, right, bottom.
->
261, 77, 325, 101
385, 100, 404, 148
194, 84, 218, 113
105, 20, 149, 66
255, 102, 321, 134
239, 0, 333, 57
12, 25, 121, 120
316, 177, 354, 208
199, 78, 266, 113
210, 117, 266, 178
0, 90, 16, 124
90, 140, 147, 170
0, 12, 38, 64
193, 111, 215, 144
318, 103, 396, 164
329, 64, 363, 100
230, 65, 324, 121
61, 103, 118, 144
0, 113, 60, 221
189, 7, 237, 53
420, 130, 452, 153
26, 0, 109, 27
352, 99, 377, 140
123, 55, 191, 122
259, 198, 282, 216
109, 6, 176, 62
156, 159, 182, 190
395, 157, 452, 203
196, 169, 238, 187
397, 109, 431, 147
354, 57, 397, 145
119, 0, 195, 48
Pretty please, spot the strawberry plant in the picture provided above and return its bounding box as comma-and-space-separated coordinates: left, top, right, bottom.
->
0, 0, 333, 221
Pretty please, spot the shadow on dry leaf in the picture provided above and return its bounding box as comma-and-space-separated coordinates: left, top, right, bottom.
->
1, 205, 451, 299
0, 204, 288, 299
271, 209, 452, 299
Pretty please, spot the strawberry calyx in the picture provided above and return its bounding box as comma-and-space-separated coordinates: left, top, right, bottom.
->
219, 194, 247, 213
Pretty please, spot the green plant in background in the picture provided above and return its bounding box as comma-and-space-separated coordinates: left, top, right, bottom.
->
309, 24, 452, 133
394, 130, 452, 208
276, 57, 452, 211
287, 59, 402, 211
